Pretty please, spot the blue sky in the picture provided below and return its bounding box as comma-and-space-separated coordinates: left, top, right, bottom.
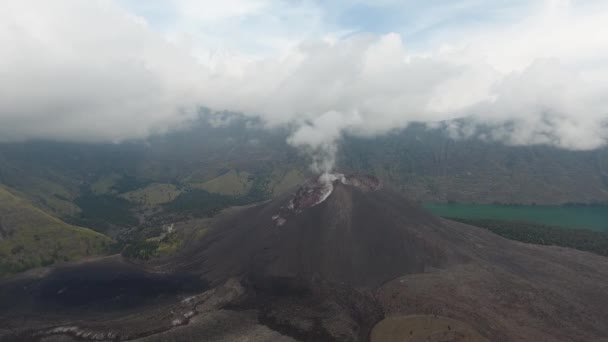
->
115, 0, 547, 55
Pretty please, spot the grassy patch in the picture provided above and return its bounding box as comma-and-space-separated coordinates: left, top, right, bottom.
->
0, 185, 113, 277
190, 169, 253, 196
110, 175, 152, 194
5, 175, 81, 218
90, 174, 121, 195
270, 169, 305, 196
121, 183, 182, 206
121, 231, 182, 260
164, 189, 241, 217
166, 171, 271, 218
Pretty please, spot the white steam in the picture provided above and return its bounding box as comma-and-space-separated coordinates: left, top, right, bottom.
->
1, 0, 608, 172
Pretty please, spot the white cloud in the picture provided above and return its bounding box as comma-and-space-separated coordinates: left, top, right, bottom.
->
464, 59, 608, 150
0, 0, 206, 142
432, 0, 608, 73
0, 0, 607, 171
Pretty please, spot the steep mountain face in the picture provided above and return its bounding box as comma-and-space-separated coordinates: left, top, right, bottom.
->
160, 176, 608, 341
174, 175, 466, 288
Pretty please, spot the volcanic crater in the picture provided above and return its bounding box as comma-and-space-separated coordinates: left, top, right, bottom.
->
1, 175, 608, 341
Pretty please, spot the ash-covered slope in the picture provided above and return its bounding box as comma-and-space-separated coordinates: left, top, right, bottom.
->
2, 174, 608, 341
174, 174, 466, 287
168, 175, 608, 341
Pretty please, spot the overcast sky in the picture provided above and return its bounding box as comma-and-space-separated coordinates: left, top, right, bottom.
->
1, 0, 607, 168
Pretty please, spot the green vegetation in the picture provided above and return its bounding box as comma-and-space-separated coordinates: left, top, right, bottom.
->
121, 183, 182, 206
423, 203, 608, 232
166, 170, 271, 217
164, 188, 265, 217
191, 169, 253, 196
121, 240, 159, 260
165, 189, 235, 217
72, 192, 138, 232
425, 202, 608, 256
0, 186, 113, 277
121, 230, 183, 260
1, 173, 81, 218
270, 169, 305, 196
451, 218, 608, 257
110, 175, 152, 194
90, 174, 122, 194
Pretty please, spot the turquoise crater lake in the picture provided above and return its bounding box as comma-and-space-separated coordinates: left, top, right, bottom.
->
423, 203, 608, 232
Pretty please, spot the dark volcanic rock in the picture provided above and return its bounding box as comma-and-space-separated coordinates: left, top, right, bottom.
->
0, 257, 207, 315
175, 177, 464, 288
170, 177, 608, 341
2, 177, 608, 341
243, 276, 384, 342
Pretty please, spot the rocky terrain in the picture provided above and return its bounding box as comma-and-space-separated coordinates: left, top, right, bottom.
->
1, 176, 608, 341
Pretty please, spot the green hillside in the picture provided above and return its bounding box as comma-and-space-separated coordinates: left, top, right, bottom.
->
191, 170, 253, 196
0, 185, 113, 277
121, 183, 182, 206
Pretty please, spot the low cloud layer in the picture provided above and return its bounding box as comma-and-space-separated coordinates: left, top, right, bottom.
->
1, 0, 607, 172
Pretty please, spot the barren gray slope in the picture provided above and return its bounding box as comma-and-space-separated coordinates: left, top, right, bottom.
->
173, 182, 467, 287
